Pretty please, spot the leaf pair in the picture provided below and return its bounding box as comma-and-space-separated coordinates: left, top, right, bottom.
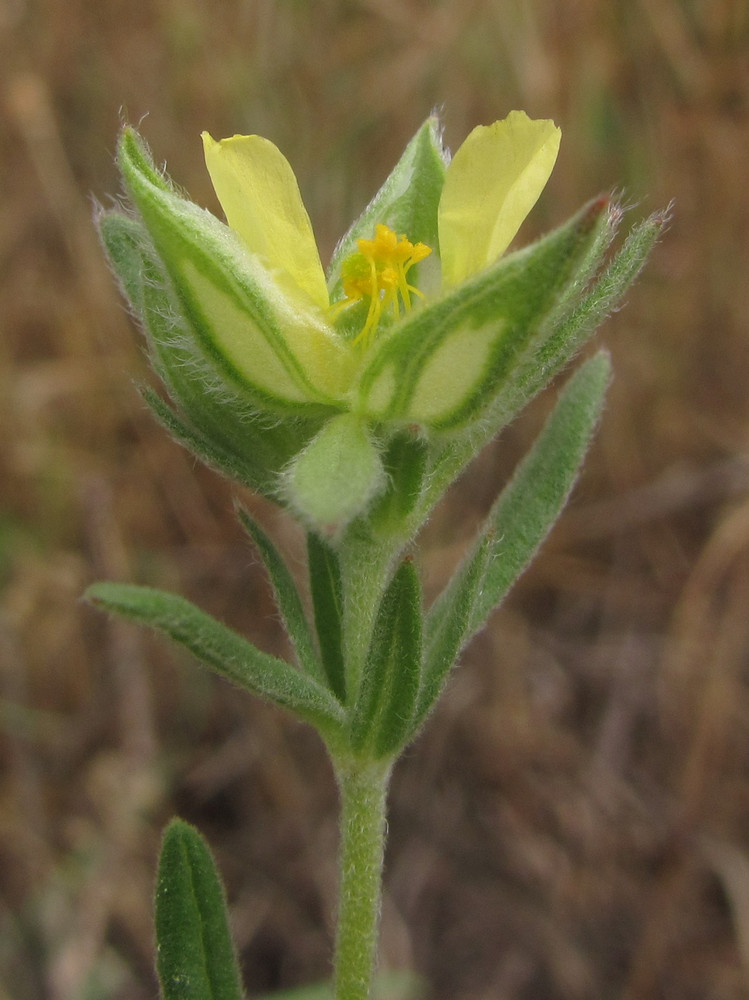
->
85, 349, 611, 762
351, 350, 613, 755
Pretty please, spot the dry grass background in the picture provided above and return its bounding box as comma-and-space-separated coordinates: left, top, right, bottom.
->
1, 0, 749, 997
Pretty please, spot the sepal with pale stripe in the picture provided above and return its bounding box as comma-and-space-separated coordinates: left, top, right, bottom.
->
98, 210, 319, 496
115, 127, 352, 416
355, 195, 614, 431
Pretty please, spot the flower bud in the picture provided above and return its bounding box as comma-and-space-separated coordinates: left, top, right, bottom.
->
283, 414, 386, 533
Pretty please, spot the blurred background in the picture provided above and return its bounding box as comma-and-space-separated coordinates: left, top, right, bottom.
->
1, 0, 749, 997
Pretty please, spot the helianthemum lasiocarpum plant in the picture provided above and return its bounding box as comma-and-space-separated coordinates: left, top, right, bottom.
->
87, 110, 665, 1000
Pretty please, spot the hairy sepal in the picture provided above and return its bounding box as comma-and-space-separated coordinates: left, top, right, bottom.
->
399, 204, 663, 540
283, 414, 387, 535
99, 209, 317, 495
477, 203, 665, 440
117, 127, 351, 416
356, 196, 612, 431
327, 116, 447, 301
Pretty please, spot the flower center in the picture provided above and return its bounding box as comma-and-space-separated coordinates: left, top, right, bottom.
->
332, 224, 432, 345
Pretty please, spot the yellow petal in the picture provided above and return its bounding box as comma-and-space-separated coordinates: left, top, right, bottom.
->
202, 132, 329, 311
438, 111, 561, 288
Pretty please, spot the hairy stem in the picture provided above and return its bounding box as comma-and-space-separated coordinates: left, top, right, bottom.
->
333, 759, 392, 1000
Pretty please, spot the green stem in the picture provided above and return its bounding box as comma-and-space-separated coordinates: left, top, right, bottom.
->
333, 758, 392, 1000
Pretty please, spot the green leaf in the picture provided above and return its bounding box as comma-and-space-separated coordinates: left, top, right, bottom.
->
307, 533, 346, 702
414, 352, 611, 734
410, 534, 494, 734
236, 508, 325, 686
155, 818, 243, 1000
84, 582, 346, 738
327, 116, 446, 302
479, 351, 609, 635
350, 559, 423, 759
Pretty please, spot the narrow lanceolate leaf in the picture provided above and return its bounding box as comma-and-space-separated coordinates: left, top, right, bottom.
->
237, 507, 325, 686
411, 534, 495, 737
155, 819, 243, 1000
307, 533, 346, 702
356, 196, 611, 431
327, 116, 447, 300
414, 352, 610, 737
117, 128, 351, 413
467, 350, 611, 641
350, 559, 423, 759
84, 582, 346, 736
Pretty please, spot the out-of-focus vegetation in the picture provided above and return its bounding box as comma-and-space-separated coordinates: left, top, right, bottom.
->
1, 1, 749, 998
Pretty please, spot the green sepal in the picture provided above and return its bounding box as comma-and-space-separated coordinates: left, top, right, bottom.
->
155, 818, 244, 1000
327, 116, 446, 301
99, 209, 317, 496
140, 386, 311, 498
307, 533, 346, 702
116, 127, 351, 415
97, 210, 151, 318
356, 195, 612, 430
236, 507, 326, 686
349, 559, 422, 759
397, 206, 661, 543
84, 582, 346, 739
483, 204, 667, 436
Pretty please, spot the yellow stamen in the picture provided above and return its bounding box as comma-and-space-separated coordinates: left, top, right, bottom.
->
332, 224, 432, 345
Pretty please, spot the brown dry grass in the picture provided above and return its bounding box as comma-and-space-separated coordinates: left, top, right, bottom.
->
2, 1, 749, 997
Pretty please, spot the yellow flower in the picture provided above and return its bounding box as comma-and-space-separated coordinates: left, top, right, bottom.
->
108, 112, 587, 530
201, 111, 560, 353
